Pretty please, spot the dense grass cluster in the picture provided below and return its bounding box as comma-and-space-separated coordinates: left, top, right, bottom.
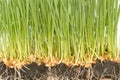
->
0, 0, 119, 63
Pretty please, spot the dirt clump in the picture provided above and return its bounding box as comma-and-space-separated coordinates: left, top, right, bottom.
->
0, 59, 120, 80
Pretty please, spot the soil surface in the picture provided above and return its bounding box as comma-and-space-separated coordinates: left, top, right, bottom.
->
0, 59, 120, 80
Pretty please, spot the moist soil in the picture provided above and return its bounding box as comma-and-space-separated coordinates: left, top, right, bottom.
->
0, 59, 120, 80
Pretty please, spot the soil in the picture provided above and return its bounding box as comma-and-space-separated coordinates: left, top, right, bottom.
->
0, 59, 120, 80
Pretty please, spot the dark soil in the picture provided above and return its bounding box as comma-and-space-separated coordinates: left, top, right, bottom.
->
0, 59, 120, 80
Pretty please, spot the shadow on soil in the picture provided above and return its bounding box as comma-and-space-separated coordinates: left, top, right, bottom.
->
0, 59, 120, 80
